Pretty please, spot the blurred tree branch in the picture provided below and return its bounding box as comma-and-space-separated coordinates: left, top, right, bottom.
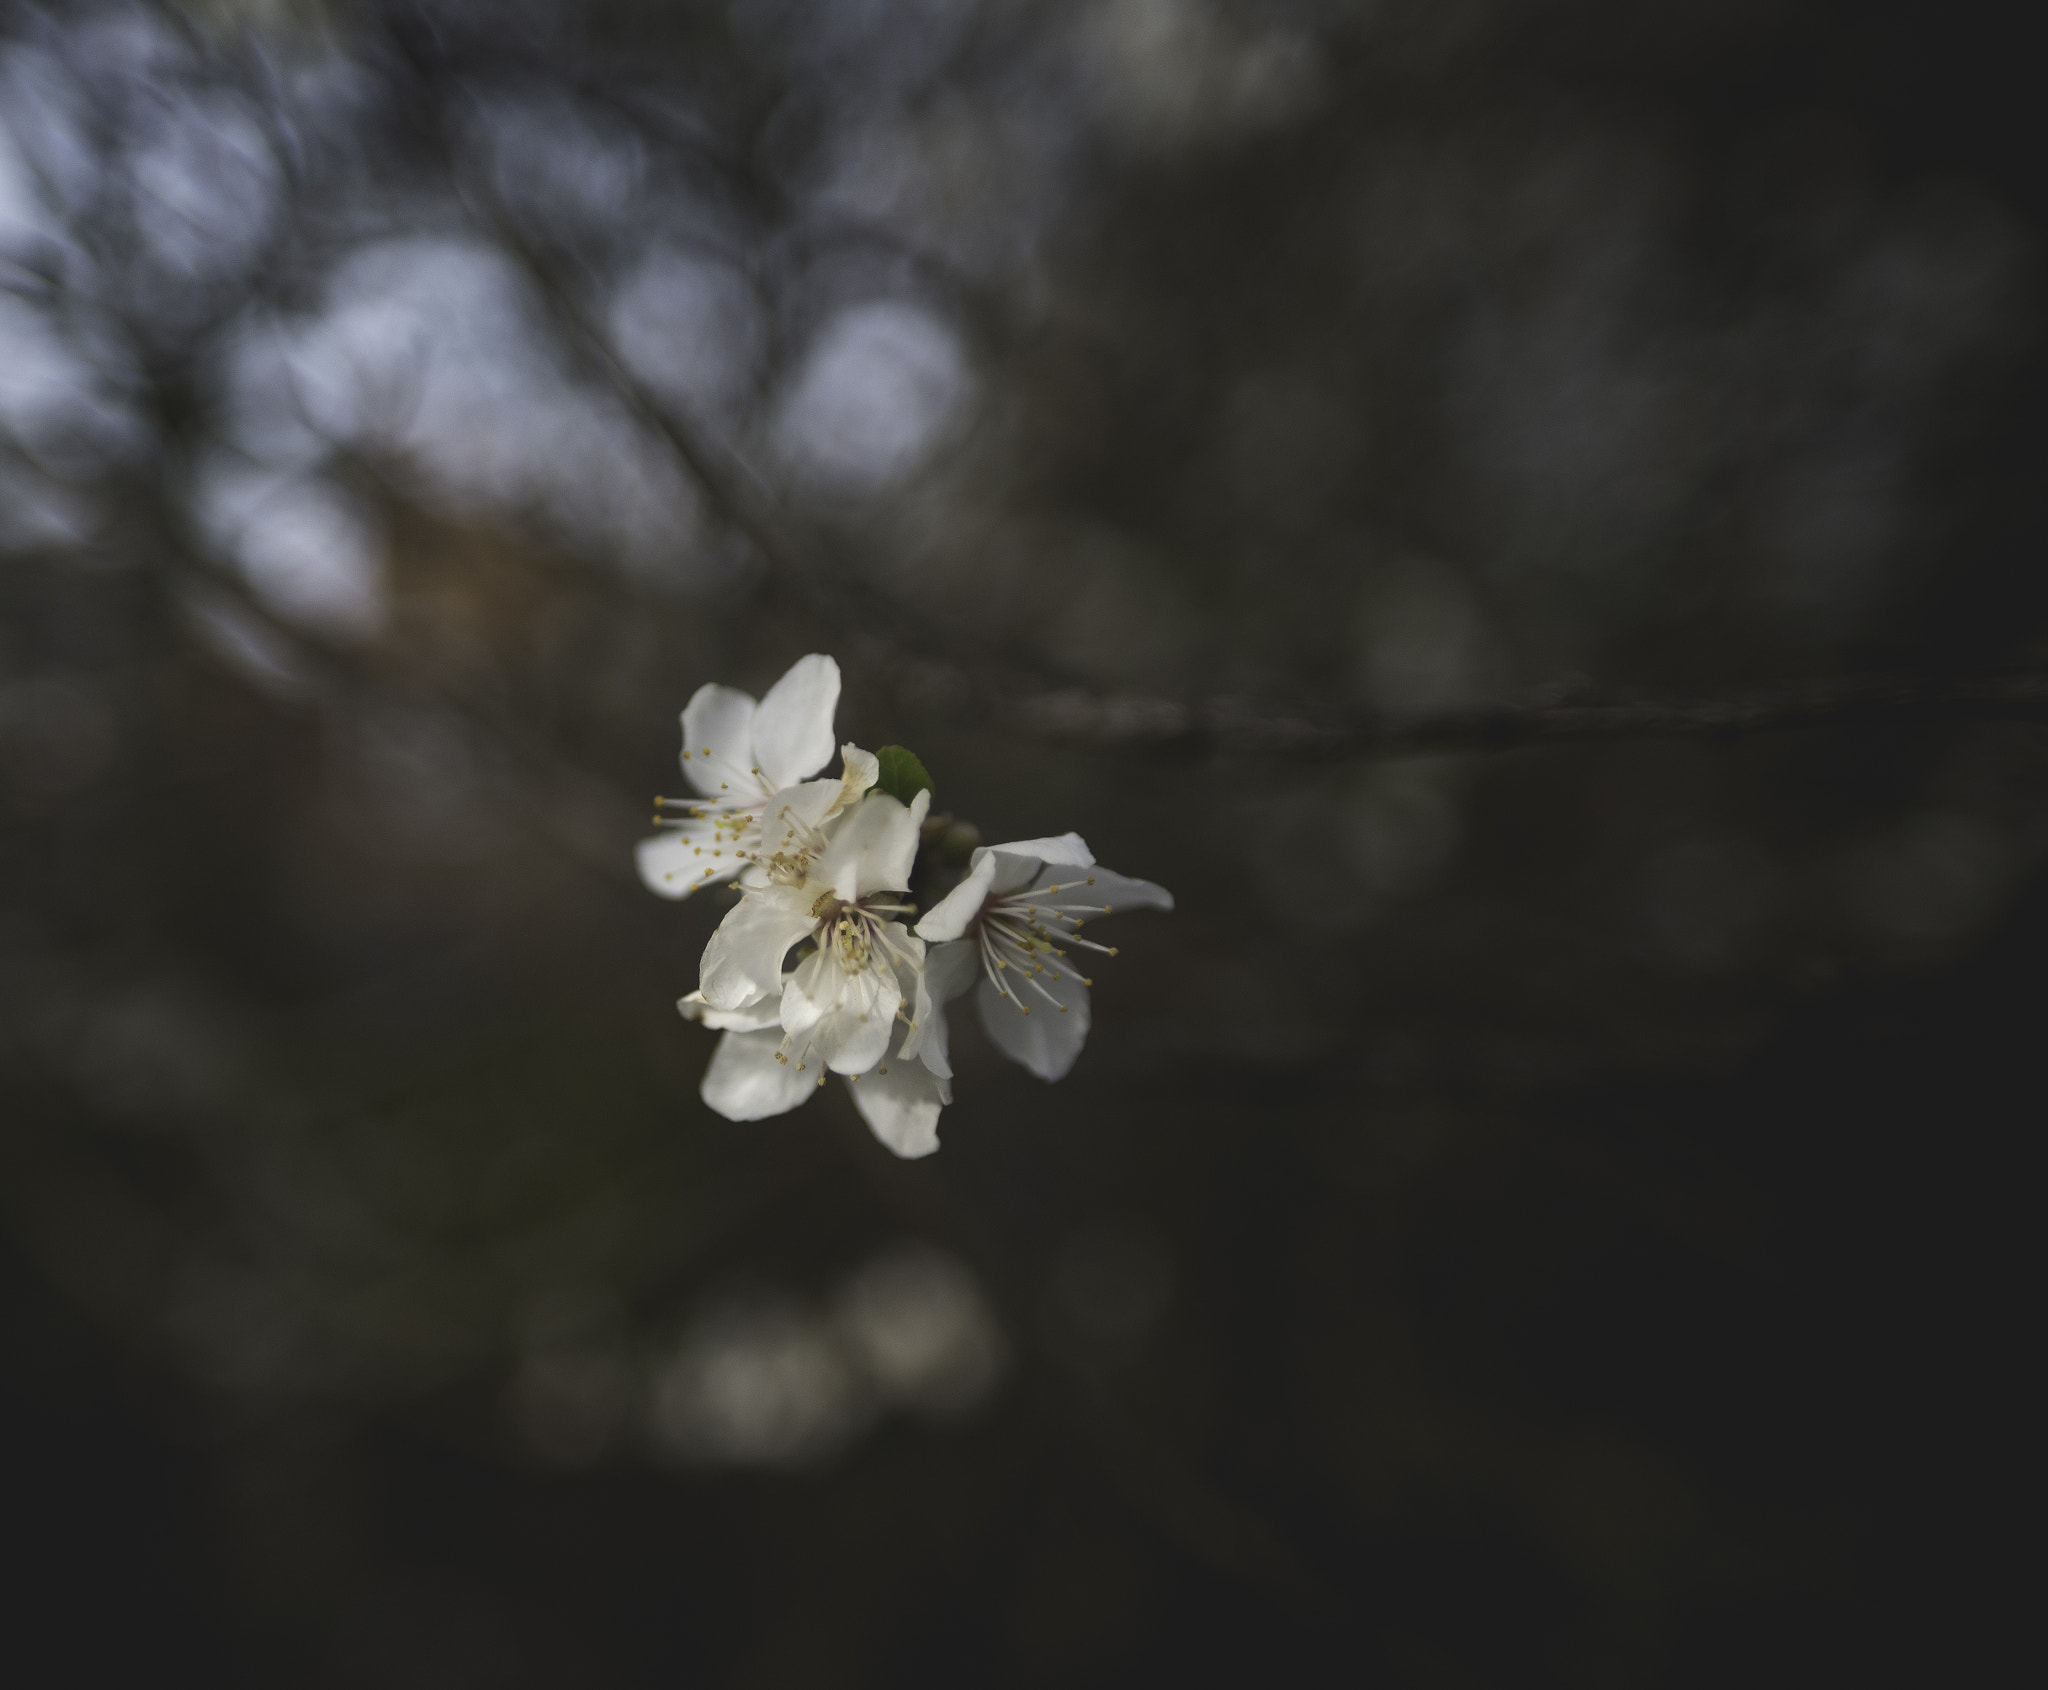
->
159, 522, 650, 891
22, 14, 2047, 798
469, 166, 2048, 765
1001, 673, 2048, 759
377, 23, 2048, 770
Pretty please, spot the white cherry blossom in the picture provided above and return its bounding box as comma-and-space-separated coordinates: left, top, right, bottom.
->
640, 656, 1175, 1155
683, 941, 978, 1157
700, 773, 932, 1079
914, 833, 1172, 1082
636, 653, 841, 899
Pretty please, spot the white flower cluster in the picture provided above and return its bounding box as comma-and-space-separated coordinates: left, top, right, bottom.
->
637, 655, 1173, 1157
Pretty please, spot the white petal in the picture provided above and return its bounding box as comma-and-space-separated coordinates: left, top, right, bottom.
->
979, 847, 1051, 898
914, 855, 995, 941
836, 743, 879, 808
782, 948, 902, 1075
1033, 863, 1174, 914
680, 683, 759, 799
635, 825, 742, 900
701, 1029, 815, 1121
750, 776, 845, 858
899, 939, 979, 1076
817, 792, 921, 902
989, 833, 1094, 867
700, 899, 814, 1010
779, 946, 839, 1037
898, 972, 947, 1077
845, 1058, 946, 1159
751, 654, 841, 790
903, 1001, 950, 1079
977, 971, 1091, 1082
679, 987, 783, 1033
818, 996, 899, 1076
924, 935, 982, 1006
822, 950, 908, 1074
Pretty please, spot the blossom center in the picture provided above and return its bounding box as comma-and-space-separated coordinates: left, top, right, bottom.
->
768, 894, 921, 1078
833, 909, 872, 970
969, 877, 1120, 1016
740, 805, 833, 886
808, 895, 915, 969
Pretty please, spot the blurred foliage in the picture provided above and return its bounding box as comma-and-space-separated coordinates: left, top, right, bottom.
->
2, 0, 2042, 1683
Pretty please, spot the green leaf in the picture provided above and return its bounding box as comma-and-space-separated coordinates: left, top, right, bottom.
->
873, 744, 934, 807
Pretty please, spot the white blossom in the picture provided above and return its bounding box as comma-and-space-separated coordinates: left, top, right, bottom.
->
635, 653, 842, 899
640, 655, 1174, 1156
683, 942, 978, 1157
915, 833, 1172, 1082
700, 764, 932, 1080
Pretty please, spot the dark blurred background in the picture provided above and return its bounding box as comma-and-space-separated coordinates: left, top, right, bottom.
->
3, 1, 2042, 1683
